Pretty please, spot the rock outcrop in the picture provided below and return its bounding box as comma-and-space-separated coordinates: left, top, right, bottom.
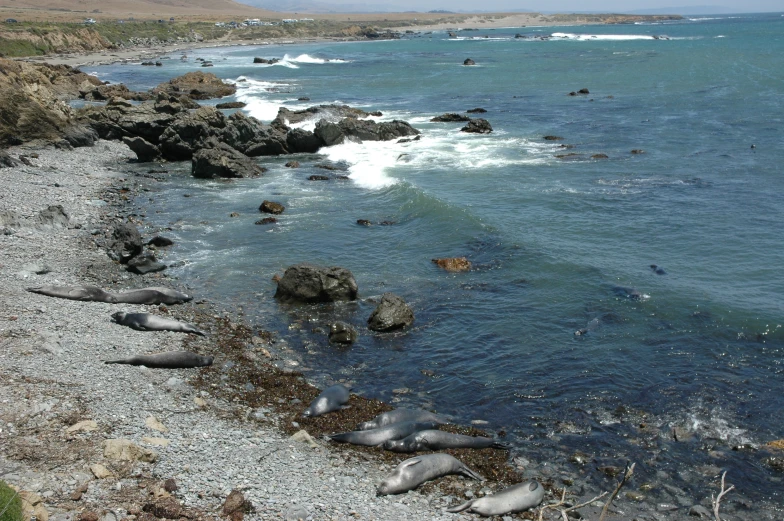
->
192, 142, 266, 179
151, 71, 236, 100
274, 264, 358, 303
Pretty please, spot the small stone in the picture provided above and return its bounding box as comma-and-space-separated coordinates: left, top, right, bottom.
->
163, 478, 178, 492
141, 436, 171, 447
145, 416, 169, 433
103, 439, 157, 463
689, 505, 711, 517
66, 420, 98, 434
290, 430, 318, 448
222, 490, 249, 521
90, 464, 113, 479
194, 397, 207, 407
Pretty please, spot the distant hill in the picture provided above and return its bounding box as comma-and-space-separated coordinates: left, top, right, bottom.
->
0, 0, 281, 21
236, 0, 403, 13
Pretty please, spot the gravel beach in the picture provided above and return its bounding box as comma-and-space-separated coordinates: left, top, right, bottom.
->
0, 142, 520, 521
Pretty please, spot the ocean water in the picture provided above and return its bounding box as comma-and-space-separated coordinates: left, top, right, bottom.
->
94, 13, 783, 508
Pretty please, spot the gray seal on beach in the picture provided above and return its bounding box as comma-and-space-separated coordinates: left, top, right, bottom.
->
27, 285, 192, 305
104, 350, 213, 369
383, 430, 511, 452
356, 408, 447, 431
377, 453, 484, 495
447, 480, 545, 515
302, 384, 351, 417
111, 312, 206, 335
330, 421, 441, 447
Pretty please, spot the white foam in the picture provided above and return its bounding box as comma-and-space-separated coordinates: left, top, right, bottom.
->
321, 140, 402, 190
551, 32, 657, 41
282, 53, 350, 65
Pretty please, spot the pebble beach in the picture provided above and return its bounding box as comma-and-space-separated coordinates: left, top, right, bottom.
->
0, 142, 552, 521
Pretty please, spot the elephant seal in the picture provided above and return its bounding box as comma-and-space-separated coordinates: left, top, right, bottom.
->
104, 350, 213, 369
330, 421, 440, 447
447, 480, 544, 515
112, 287, 192, 305
111, 312, 206, 335
28, 285, 115, 302
650, 264, 667, 275
377, 453, 484, 495
383, 430, 511, 452
357, 408, 447, 431
302, 384, 351, 417
574, 317, 600, 336
27, 285, 192, 305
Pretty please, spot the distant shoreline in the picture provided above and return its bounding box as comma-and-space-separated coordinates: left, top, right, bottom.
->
16, 12, 682, 68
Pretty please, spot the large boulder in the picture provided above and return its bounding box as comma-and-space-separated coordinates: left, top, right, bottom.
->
108, 223, 143, 263
315, 118, 419, 146
80, 83, 151, 101
222, 112, 289, 156
62, 124, 98, 147
159, 107, 228, 160
152, 71, 236, 100
78, 97, 177, 143
192, 142, 266, 179
367, 293, 414, 332
461, 118, 493, 134
122, 135, 161, 162
431, 113, 470, 122
286, 128, 322, 153
274, 263, 358, 303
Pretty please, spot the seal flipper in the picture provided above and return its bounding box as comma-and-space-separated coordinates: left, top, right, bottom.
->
328, 432, 354, 443
104, 359, 129, 365
458, 464, 485, 481
446, 499, 475, 513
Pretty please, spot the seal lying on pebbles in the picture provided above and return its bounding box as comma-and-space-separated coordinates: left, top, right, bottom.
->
447, 480, 544, 515
104, 350, 214, 369
330, 421, 441, 447
383, 430, 511, 452
27, 285, 192, 305
111, 312, 206, 335
356, 408, 447, 430
377, 453, 484, 495
302, 384, 351, 417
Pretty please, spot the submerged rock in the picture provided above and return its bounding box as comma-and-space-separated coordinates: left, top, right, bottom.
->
460, 118, 493, 134
192, 143, 266, 179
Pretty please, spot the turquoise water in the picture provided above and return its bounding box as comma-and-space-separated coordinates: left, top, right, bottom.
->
96, 13, 783, 507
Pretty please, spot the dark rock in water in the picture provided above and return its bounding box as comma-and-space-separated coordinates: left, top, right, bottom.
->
650, 264, 667, 275
591, 153, 609, 159
316, 118, 419, 145
367, 293, 414, 332
35, 204, 70, 229
253, 57, 279, 64
467, 107, 487, 113
463, 58, 476, 66
315, 163, 342, 171
356, 219, 372, 226
579, 88, 590, 94
397, 135, 421, 144
285, 161, 300, 168
155, 61, 162, 67
255, 217, 277, 225
309, 175, 329, 181
272, 104, 380, 128
259, 200, 285, 214
62, 124, 98, 147
141, 61, 155, 66
159, 107, 228, 161
216, 101, 246, 109
431, 113, 470, 123
201, 62, 213, 68
224, 112, 289, 157
109, 223, 143, 263
460, 118, 493, 134
298, 97, 310, 101
329, 321, 358, 344
274, 263, 358, 303
764, 456, 784, 472
631, 149, 645, 154
148, 236, 173, 247
544, 135, 563, 140
152, 71, 236, 100
229, 212, 240, 218
287, 128, 322, 153
0, 150, 18, 168
123, 136, 161, 162
127, 253, 167, 274
192, 143, 266, 179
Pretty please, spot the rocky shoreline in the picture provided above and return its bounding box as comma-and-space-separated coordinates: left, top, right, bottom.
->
1, 56, 780, 521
